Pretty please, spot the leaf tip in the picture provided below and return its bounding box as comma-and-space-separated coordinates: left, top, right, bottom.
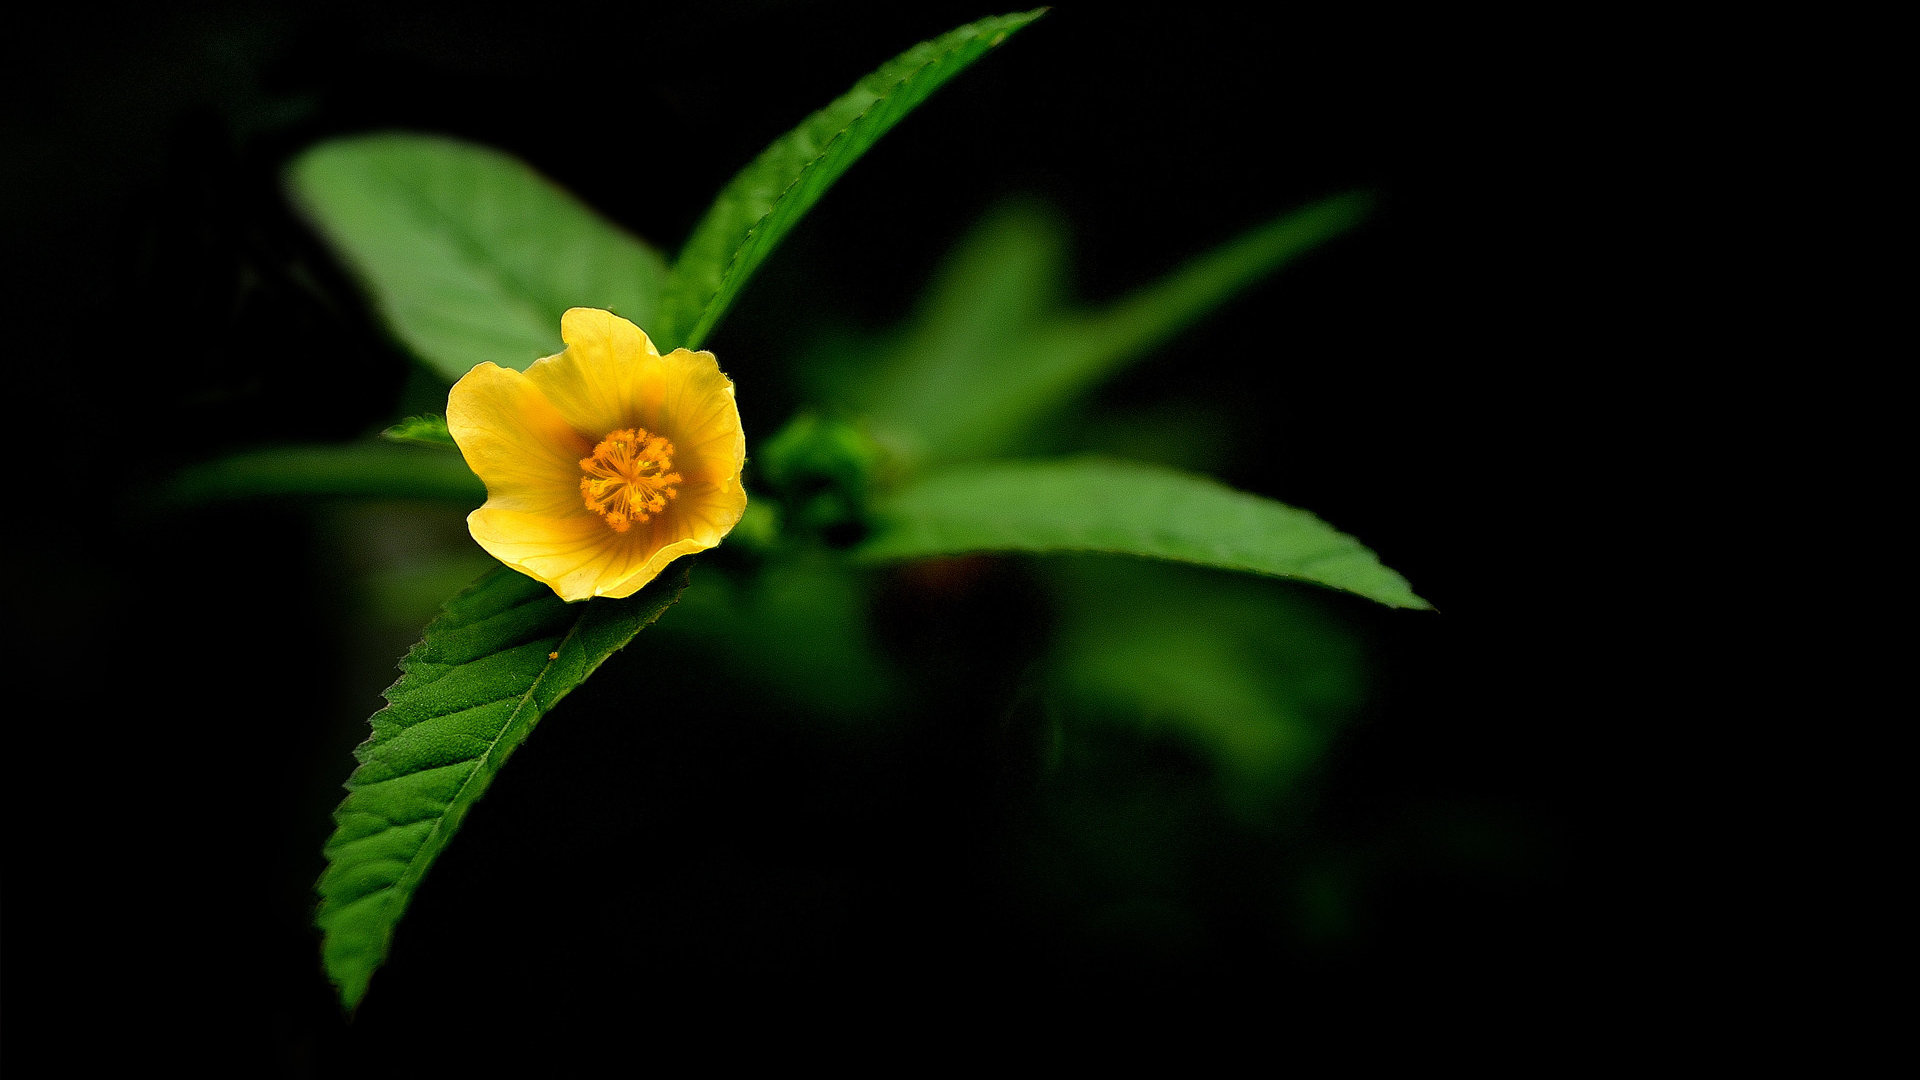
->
336, 979, 369, 1019
381, 413, 456, 448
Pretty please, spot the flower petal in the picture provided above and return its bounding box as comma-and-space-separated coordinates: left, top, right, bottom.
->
465, 505, 625, 602
614, 477, 749, 598
654, 348, 749, 486
447, 362, 590, 516
528, 308, 664, 437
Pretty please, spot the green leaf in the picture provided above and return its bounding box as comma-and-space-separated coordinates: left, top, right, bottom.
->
1045, 557, 1368, 811
819, 197, 1066, 423
382, 414, 455, 448
857, 458, 1428, 609
316, 565, 689, 1013
656, 556, 901, 717
289, 134, 670, 382
158, 443, 484, 505
652, 8, 1047, 351
859, 192, 1372, 469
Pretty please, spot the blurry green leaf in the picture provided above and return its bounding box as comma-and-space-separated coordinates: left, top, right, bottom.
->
321, 502, 497, 641
827, 198, 1066, 425
289, 134, 669, 382
658, 556, 900, 717
382, 414, 455, 447
859, 192, 1371, 469
653, 9, 1047, 351
1046, 557, 1367, 809
160, 443, 484, 505
858, 458, 1428, 609
316, 565, 688, 1013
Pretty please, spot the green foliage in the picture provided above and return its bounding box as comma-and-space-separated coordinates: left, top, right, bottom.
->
254, 7, 1432, 1015
288, 134, 670, 383
652, 8, 1048, 350
755, 412, 891, 537
286, 10, 1045, 382
290, 12, 1062, 1013
382, 414, 455, 447
316, 565, 688, 1012
1044, 558, 1368, 812
160, 443, 483, 505
657, 556, 901, 717
848, 192, 1372, 469
858, 458, 1429, 609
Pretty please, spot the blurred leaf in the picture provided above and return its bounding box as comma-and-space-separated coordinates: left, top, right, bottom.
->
289, 134, 669, 382
1045, 557, 1367, 809
159, 443, 484, 504
316, 565, 688, 1012
321, 502, 497, 643
652, 8, 1047, 351
858, 458, 1428, 609
824, 198, 1066, 429
382, 414, 455, 447
856, 192, 1371, 469
657, 556, 900, 717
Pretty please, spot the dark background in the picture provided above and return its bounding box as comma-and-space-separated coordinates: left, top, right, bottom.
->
3, 0, 1624, 1067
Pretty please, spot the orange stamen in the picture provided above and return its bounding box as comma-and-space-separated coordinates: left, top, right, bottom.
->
579, 428, 682, 532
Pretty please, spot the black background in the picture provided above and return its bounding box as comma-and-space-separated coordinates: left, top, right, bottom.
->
2, 0, 1629, 1068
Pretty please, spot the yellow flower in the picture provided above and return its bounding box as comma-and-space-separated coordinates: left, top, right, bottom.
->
447, 308, 747, 602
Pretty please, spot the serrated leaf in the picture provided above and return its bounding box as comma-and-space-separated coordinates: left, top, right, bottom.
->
315, 565, 688, 1012
383, 414, 454, 447
857, 458, 1428, 609
159, 442, 484, 505
288, 134, 669, 382
858, 192, 1372, 470
652, 8, 1047, 351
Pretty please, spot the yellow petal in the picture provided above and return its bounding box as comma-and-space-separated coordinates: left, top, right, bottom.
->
609, 477, 750, 598
466, 505, 629, 602
447, 362, 590, 516
528, 308, 665, 437
654, 348, 748, 486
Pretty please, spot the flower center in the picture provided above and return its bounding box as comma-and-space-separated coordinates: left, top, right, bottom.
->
579, 428, 682, 533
